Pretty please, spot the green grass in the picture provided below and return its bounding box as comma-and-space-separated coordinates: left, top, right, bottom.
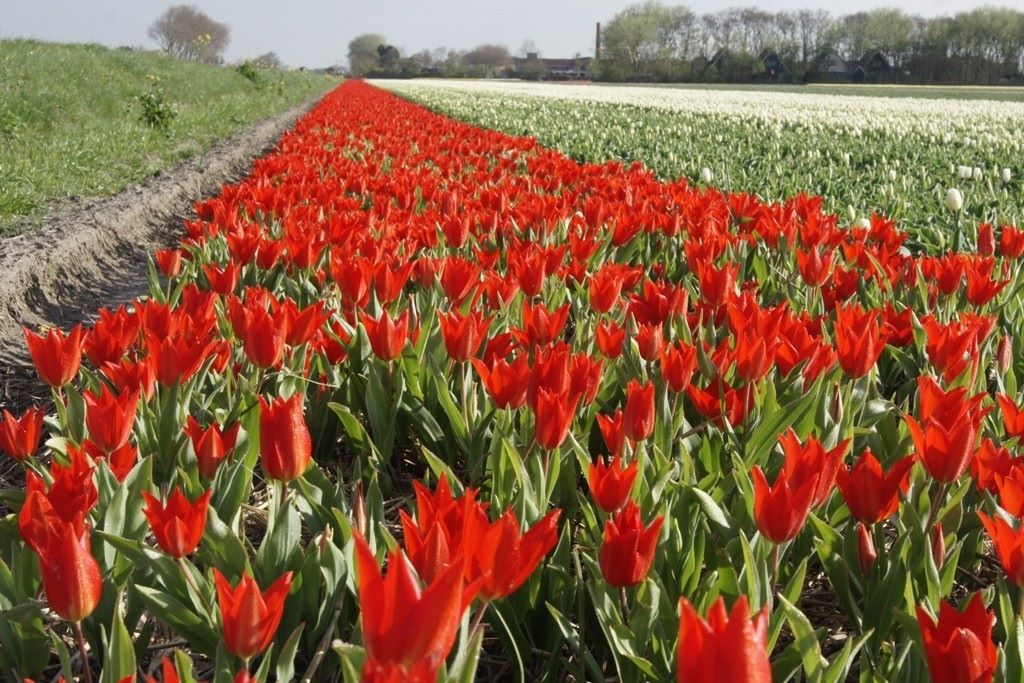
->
603, 81, 1024, 102
0, 39, 338, 234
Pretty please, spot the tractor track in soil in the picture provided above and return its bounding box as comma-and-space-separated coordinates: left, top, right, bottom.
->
0, 96, 321, 414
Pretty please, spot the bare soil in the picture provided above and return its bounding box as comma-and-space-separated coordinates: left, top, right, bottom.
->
0, 98, 319, 414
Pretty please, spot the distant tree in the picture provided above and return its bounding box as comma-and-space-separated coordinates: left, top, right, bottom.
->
348, 33, 386, 75
148, 5, 230, 63
463, 44, 512, 76
376, 44, 401, 72
253, 51, 283, 70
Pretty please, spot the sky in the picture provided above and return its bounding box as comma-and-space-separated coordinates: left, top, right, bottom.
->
3, 0, 1013, 69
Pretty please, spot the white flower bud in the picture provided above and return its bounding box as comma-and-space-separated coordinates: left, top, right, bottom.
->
1003, 168, 1012, 183
945, 188, 964, 212
972, 167, 982, 181
699, 167, 713, 184
887, 170, 897, 182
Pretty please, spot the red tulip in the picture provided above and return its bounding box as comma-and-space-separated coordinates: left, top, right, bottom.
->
677, 595, 771, 683
0, 406, 44, 461
977, 223, 995, 256
994, 465, 1024, 517
84, 306, 140, 367
906, 413, 979, 484
281, 299, 330, 347
595, 410, 626, 458
472, 355, 529, 409
471, 509, 560, 600
229, 296, 288, 369
599, 501, 663, 588
83, 439, 137, 483
84, 385, 139, 454
660, 341, 697, 393
142, 488, 212, 558
155, 248, 183, 277
635, 323, 664, 362
978, 512, 1024, 586
589, 266, 625, 314
437, 310, 492, 362
18, 446, 97, 553
361, 309, 411, 361
185, 416, 240, 479
996, 393, 1024, 439
214, 569, 292, 660
595, 319, 626, 359
533, 389, 577, 450
796, 247, 833, 287
779, 429, 849, 508
622, 380, 655, 442
23, 324, 83, 387
836, 450, 915, 525
857, 522, 878, 575
259, 394, 312, 483
751, 465, 814, 543
35, 519, 102, 623
1000, 225, 1024, 259
696, 263, 737, 308
916, 592, 996, 683
833, 305, 886, 378
354, 534, 475, 680
588, 455, 638, 512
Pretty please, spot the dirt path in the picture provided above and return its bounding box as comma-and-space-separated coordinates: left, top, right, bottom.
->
0, 97, 320, 412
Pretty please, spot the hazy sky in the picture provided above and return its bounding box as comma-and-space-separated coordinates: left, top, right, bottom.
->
3, 0, 1012, 68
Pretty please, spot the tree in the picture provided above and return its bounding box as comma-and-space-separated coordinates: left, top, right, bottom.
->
463, 44, 512, 76
252, 51, 283, 70
148, 5, 230, 63
348, 33, 386, 76
376, 44, 401, 72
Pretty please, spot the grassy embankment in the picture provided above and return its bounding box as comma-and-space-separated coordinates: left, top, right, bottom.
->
0, 39, 338, 234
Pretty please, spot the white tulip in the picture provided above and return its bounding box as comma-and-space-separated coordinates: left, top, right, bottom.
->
972, 167, 982, 181
887, 170, 897, 182
1003, 168, 1012, 183
699, 167, 713, 184
945, 188, 964, 212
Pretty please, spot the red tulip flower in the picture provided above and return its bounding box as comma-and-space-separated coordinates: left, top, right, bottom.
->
472, 355, 530, 409
978, 512, 1024, 586
361, 309, 411, 361
588, 455, 638, 512
677, 595, 771, 683
354, 535, 476, 680
996, 393, 1024, 439
0, 406, 44, 461
259, 394, 312, 483
751, 465, 814, 544
185, 416, 240, 479
35, 519, 103, 623
84, 385, 139, 454
155, 248, 183, 277
623, 380, 655, 442
833, 304, 886, 378
779, 429, 850, 508
229, 296, 288, 369
916, 592, 996, 683
214, 569, 292, 661
23, 324, 83, 387
471, 509, 560, 600
796, 247, 834, 288
595, 410, 626, 458
142, 488, 212, 558
19, 446, 97, 553
438, 310, 492, 362
994, 465, 1024, 517
660, 341, 697, 393
599, 501, 663, 588
836, 450, 915, 525
906, 412, 979, 484
534, 389, 578, 450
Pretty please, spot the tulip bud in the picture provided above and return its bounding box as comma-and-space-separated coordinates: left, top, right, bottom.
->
1002, 168, 1012, 183
931, 523, 945, 570
857, 522, 877, 575
855, 217, 871, 229
977, 223, 995, 256
945, 188, 964, 212
972, 167, 982, 181
699, 167, 713, 184
846, 205, 857, 222
831, 384, 844, 424
998, 334, 1014, 378
887, 169, 897, 182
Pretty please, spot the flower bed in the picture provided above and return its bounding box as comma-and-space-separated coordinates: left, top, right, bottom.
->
3, 79, 1024, 682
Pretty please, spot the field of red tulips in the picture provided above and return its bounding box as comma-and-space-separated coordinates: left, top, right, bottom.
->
3, 79, 1024, 682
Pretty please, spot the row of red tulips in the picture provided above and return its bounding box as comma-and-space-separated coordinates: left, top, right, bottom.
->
1, 79, 1023, 681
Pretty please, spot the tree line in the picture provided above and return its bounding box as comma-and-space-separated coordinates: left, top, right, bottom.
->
348, 2, 1024, 85
598, 2, 1024, 84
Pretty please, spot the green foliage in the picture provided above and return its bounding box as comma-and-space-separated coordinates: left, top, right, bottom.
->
0, 39, 337, 234
136, 79, 177, 132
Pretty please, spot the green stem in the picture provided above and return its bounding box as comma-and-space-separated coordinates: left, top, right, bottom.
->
74, 621, 93, 683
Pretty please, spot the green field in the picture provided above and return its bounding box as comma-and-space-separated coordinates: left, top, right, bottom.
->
0, 39, 337, 234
